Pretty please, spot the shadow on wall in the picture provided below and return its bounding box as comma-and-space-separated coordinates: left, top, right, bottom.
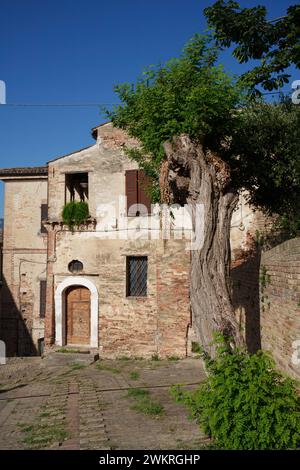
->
0, 276, 37, 357
231, 248, 262, 354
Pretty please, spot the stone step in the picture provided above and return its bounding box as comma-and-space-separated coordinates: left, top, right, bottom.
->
42, 351, 99, 367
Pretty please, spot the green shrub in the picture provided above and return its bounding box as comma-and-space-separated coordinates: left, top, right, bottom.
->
191, 341, 202, 354
62, 201, 89, 229
171, 336, 300, 450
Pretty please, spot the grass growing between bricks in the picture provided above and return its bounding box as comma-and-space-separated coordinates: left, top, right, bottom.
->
18, 422, 68, 449
96, 363, 122, 374
129, 371, 140, 380
59, 363, 87, 378
127, 388, 164, 417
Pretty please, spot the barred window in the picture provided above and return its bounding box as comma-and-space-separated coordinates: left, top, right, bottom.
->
40, 280, 47, 318
126, 256, 147, 297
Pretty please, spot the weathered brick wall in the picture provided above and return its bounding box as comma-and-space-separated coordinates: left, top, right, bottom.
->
49, 230, 191, 359
45, 122, 192, 359
0, 179, 47, 356
260, 238, 300, 378
231, 208, 274, 353
231, 246, 261, 354
156, 239, 191, 358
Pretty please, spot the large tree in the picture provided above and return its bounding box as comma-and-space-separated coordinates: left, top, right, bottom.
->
108, 34, 300, 352
204, 1, 300, 94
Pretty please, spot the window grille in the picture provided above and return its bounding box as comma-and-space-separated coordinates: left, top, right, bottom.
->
126, 256, 147, 297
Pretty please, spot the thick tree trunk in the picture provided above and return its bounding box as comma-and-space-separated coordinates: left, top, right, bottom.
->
162, 135, 243, 353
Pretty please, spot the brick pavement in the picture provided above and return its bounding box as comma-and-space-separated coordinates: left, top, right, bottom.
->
0, 357, 208, 450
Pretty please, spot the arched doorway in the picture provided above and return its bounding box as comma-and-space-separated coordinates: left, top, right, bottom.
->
54, 277, 99, 348
65, 286, 91, 345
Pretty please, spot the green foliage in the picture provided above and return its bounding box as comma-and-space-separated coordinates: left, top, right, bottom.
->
107, 34, 246, 180
191, 341, 202, 354
274, 213, 300, 239
167, 356, 180, 362
62, 201, 89, 229
127, 388, 164, 416
226, 100, 300, 218
259, 265, 271, 291
96, 363, 121, 374
129, 371, 140, 380
108, 34, 300, 219
204, 1, 300, 94
132, 398, 164, 416
172, 337, 300, 450
127, 388, 149, 398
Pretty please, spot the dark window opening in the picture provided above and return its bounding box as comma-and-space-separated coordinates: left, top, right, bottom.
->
68, 260, 84, 274
40, 280, 47, 318
40, 204, 48, 234
126, 256, 148, 297
65, 173, 89, 203
125, 170, 151, 216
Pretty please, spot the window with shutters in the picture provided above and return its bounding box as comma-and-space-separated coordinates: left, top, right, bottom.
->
40, 204, 48, 234
125, 170, 151, 216
40, 280, 47, 318
126, 256, 148, 297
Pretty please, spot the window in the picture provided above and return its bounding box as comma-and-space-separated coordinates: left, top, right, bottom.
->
126, 256, 148, 297
68, 260, 84, 274
40, 280, 47, 318
40, 204, 48, 234
65, 173, 89, 203
125, 170, 151, 216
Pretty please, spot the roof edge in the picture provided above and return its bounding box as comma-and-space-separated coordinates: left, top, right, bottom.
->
0, 166, 48, 178
91, 121, 111, 140
47, 144, 95, 163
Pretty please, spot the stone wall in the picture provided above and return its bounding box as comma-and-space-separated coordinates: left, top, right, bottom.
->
260, 238, 300, 378
47, 123, 139, 224
0, 122, 279, 359
45, 227, 191, 358
44, 122, 192, 358
0, 178, 47, 355
231, 207, 274, 353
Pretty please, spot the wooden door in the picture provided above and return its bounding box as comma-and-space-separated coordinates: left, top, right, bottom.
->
66, 286, 90, 345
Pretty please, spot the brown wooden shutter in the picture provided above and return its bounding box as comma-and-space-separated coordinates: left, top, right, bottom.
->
41, 204, 48, 233
40, 280, 47, 318
126, 170, 138, 216
138, 170, 152, 215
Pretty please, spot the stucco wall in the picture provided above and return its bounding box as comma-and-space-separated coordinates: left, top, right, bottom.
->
0, 178, 47, 355
48, 124, 140, 224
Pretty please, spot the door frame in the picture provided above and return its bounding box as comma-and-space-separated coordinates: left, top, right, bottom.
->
55, 277, 99, 348
65, 285, 91, 346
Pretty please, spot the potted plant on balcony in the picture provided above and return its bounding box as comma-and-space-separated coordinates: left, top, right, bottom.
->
62, 201, 90, 230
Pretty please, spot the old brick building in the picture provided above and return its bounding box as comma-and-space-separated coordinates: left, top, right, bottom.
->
0, 122, 263, 358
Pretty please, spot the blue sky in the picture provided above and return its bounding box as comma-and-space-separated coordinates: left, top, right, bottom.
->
0, 0, 297, 217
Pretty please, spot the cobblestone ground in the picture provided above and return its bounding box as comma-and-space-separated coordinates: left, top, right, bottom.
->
0, 357, 208, 450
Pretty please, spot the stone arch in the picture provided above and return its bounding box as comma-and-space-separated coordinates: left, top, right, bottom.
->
54, 277, 98, 348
